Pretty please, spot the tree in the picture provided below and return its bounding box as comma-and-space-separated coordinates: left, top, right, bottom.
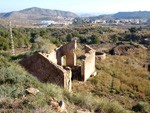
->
0, 36, 10, 50
91, 35, 99, 44
72, 31, 79, 37
66, 33, 72, 42
31, 43, 38, 51
128, 27, 138, 34
113, 37, 118, 43
79, 36, 87, 43
130, 39, 133, 45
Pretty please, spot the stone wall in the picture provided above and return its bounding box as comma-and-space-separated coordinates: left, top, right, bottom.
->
96, 52, 106, 60
20, 40, 96, 91
43, 50, 57, 64
56, 40, 77, 66
19, 53, 72, 91
81, 45, 96, 81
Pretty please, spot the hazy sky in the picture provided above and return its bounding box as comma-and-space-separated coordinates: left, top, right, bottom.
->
0, 0, 150, 14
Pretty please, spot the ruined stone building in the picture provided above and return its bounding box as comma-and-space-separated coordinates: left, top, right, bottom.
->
20, 40, 96, 91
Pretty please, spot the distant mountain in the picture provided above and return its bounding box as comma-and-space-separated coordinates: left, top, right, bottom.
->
113, 11, 150, 19
89, 14, 113, 20
77, 13, 101, 17
0, 7, 78, 20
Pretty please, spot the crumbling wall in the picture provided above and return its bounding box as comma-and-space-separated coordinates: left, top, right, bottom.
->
56, 40, 77, 66
19, 53, 71, 91
19, 40, 96, 91
96, 52, 106, 60
43, 50, 57, 64
81, 45, 96, 81
64, 67, 72, 91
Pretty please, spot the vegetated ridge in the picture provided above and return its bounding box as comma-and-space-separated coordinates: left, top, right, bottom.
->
0, 7, 78, 20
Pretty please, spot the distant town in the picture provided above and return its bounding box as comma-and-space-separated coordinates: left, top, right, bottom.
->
36, 17, 150, 28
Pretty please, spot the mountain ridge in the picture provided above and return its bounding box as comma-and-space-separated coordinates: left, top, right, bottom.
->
0, 7, 78, 20
86, 11, 150, 20
113, 11, 150, 19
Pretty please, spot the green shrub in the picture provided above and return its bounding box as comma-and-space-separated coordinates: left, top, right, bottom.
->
113, 37, 118, 43
89, 77, 100, 85
31, 43, 38, 51
40, 84, 64, 100
0, 66, 37, 98
0, 55, 10, 67
66, 33, 72, 42
130, 39, 133, 45
132, 101, 150, 112
0, 52, 11, 59
64, 91, 129, 112
91, 35, 99, 44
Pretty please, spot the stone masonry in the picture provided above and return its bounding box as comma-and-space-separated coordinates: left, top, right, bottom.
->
20, 40, 96, 91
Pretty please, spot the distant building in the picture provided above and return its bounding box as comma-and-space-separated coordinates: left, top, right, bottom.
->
38, 21, 55, 25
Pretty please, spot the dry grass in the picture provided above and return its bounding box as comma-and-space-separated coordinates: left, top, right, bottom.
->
72, 47, 150, 111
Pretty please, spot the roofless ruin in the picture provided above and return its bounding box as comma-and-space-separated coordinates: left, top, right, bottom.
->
20, 40, 96, 91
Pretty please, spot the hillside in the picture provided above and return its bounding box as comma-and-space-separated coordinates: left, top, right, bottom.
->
0, 7, 78, 20
0, 26, 150, 112
113, 11, 150, 19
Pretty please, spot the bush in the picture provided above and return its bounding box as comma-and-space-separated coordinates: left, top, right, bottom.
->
31, 43, 38, 51
0, 55, 10, 67
0, 52, 11, 59
64, 91, 129, 113
113, 37, 118, 43
89, 77, 100, 85
66, 33, 72, 42
79, 36, 87, 43
130, 39, 133, 45
0, 66, 36, 98
91, 35, 99, 44
132, 101, 150, 112
11, 53, 29, 60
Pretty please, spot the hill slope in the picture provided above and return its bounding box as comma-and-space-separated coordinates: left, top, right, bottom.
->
0, 7, 78, 20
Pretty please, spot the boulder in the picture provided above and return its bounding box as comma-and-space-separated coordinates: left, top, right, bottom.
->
25, 88, 39, 95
